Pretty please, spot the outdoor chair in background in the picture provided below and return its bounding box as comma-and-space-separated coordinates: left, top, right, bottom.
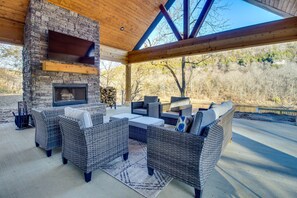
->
131, 96, 160, 118
159, 96, 192, 125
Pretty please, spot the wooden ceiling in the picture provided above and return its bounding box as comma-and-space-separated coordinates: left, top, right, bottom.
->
0, 0, 167, 51
245, 0, 297, 17
47, 0, 167, 51
0, 0, 296, 63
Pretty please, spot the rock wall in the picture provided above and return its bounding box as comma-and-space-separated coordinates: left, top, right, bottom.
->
23, 0, 100, 111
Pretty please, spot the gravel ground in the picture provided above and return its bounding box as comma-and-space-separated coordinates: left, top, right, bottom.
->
0, 95, 22, 123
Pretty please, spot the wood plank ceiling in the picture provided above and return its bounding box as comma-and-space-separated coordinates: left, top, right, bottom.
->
0, 0, 167, 51
244, 0, 297, 17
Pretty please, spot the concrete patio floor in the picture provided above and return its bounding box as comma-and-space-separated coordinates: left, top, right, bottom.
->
0, 107, 296, 198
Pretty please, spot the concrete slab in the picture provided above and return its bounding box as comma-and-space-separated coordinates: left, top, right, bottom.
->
0, 108, 296, 198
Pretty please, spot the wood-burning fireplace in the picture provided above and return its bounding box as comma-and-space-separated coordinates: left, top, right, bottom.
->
53, 84, 88, 106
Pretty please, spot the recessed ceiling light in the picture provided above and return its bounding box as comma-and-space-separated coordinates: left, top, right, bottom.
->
120, 27, 125, 31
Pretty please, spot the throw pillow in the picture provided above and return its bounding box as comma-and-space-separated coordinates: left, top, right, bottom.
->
143, 96, 158, 108
175, 116, 193, 133
64, 107, 93, 129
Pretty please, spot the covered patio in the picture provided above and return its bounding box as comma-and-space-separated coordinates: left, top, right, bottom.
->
0, 107, 297, 197
0, 0, 297, 197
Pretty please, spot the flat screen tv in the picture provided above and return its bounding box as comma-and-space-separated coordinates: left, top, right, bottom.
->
48, 30, 95, 65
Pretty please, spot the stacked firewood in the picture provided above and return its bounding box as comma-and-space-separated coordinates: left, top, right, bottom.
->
100, 86, 117, 108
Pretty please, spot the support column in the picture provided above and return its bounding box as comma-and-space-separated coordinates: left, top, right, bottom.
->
125, 64, 132, 105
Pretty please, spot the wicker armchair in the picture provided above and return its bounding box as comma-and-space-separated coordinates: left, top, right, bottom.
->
147, 107, 235, 198
160, 96, 192, 125
32, 108, 65, 157
131, 96, 160, 118
59, 114, 129, 182
31, 104, 106, 157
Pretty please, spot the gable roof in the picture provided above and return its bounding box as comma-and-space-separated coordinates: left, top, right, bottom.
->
0, 0, 296, 54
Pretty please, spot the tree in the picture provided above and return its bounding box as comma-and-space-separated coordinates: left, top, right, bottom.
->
143, 0, 230, 97
0, 44, 23, 70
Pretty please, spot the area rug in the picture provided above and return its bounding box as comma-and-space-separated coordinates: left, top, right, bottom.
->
101, 139, 172, 198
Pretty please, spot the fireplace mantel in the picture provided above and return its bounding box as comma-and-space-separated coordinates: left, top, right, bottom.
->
42, 61, 99, 75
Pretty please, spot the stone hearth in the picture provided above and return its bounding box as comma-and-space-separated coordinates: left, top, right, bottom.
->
23, 0, 100, 112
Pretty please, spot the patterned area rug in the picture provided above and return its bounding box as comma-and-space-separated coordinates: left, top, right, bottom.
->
101, 139, 172, 198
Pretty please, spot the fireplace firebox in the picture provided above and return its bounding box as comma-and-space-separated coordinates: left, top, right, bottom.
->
53, 84, 88, 106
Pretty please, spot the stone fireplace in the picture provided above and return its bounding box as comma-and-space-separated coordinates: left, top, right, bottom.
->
23, 0, 100, 112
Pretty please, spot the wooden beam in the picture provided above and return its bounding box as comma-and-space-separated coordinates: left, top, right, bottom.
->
128, 17, 297, 63
183, 0, 190, 39
189, 0, 214, 38
100, 44, 128, 64
42, 61, 99, 75
133, 0, 176, 50
0, 18, 24, 45
160, 4, 183, 41
125, 64, 132, 104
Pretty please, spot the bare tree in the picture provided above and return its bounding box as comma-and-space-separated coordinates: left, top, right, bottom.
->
144, 0, 230, 97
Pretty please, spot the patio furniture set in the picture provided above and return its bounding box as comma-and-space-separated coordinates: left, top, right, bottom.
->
31, 97, 235, 198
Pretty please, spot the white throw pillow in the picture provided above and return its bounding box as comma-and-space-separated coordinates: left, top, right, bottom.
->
64, 107, 93, 129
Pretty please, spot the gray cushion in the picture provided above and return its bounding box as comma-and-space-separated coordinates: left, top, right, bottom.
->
211, 103, 229, 119
110, 113, 142, 121
161, 111, 179, 119
133, 108, 147, 115
129, 117, 164, 129
190, 109, 216, 135
143, 96, 158, 108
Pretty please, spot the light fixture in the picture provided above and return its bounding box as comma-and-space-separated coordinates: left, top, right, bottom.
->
120, 26, 125, 31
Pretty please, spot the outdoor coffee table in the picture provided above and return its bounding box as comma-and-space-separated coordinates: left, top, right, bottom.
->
109, 113, 142, 121
128, 117, 164, 143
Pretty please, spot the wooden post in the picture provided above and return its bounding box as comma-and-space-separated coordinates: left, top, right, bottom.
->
125, 64, 132, 105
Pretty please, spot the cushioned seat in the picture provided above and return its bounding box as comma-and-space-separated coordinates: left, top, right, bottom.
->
129, 117, 164, 129
110, 113, 142, 121
160, 96, 192, 125
131, 96, 160, 118
133, 108, 148, 115
160, 111, 179, 119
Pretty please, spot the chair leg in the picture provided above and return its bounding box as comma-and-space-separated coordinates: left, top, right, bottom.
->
35, 142, 39, 147
123, 152, 129, 161
84, 172, 92, 183
62, 157, 68, 164
46, 150, 52, 157
195, 189, 203, 198
148, 167, 154, 176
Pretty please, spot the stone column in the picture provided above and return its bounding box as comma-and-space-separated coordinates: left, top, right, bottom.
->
125, 64, 132, 105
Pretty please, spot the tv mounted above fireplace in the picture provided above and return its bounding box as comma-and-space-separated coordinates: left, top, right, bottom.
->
48, 30, 95, 65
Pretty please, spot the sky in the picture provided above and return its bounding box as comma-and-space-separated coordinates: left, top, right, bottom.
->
144, 0, 283, 48
218, 0, 282, 30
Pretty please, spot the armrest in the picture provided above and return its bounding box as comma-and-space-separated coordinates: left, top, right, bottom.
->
160, 103, 171, 112
147, 125, 206, 188
131, 101, 144, 110
147, 102, 160, 118
91, 112, 104, 126
147, 125, 204, 168
179, 104, 192, 116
